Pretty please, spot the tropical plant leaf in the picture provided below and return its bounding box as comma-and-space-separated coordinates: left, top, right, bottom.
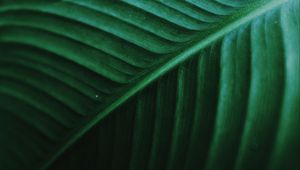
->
0, 0, 299, 170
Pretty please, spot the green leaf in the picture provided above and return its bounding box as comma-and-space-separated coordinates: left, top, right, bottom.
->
0, 0, 299, 170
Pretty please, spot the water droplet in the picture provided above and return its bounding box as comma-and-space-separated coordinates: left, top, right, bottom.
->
95, 94, 99, 98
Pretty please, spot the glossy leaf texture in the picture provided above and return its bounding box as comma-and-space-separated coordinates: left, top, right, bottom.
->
0, 0, 299, 170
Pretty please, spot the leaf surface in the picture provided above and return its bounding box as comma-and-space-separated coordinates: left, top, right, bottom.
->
0, 0, 298, 170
